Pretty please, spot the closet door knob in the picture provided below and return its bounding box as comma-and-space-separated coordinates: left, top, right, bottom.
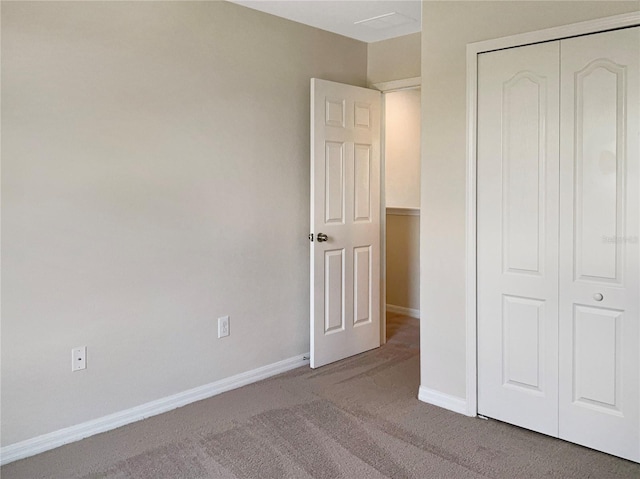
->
593, 293, 604, 301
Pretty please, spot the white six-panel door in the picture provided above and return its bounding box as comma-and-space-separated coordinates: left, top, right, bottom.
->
558, 27, 639, 462
478, 27, 639, 462
310, 79, 381, 368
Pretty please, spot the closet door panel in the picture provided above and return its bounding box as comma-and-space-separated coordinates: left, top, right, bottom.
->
477, 41, 560, 436
559, 26, 640, 463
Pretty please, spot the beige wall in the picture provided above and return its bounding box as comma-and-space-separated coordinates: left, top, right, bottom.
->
385, 89, 421, 209
420, 1, 640, 400
386, 214, 420, 311
1, 1, 367, 446
367, 32, 421, 85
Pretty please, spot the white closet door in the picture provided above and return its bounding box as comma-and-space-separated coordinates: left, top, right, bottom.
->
477, 41, 560, 436
559, 26, 640, 462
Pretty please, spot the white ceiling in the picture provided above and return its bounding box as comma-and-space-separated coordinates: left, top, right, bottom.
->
229, 0, 422, 43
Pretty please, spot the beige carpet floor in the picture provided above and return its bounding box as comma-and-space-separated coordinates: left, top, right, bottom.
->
2, 314, 639, 478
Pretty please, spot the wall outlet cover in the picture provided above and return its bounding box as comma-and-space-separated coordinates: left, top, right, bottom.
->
72, 346, 87, 371
218, 316, 230, 338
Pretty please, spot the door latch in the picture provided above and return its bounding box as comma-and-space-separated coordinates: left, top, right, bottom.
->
308, 233, 314, 242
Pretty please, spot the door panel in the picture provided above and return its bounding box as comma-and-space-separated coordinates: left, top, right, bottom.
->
325, 142, 345, 224
477, 41, 560, 436
502, 295, 546, 393
502, 72, 547, 275
354, 144, 372, 222
573, 59, 624, 282
324, 249, 345, 334
559, 26, 639, 462
353, 246, 372, 326
311, 79, 381, 368
572, 305, 622, 412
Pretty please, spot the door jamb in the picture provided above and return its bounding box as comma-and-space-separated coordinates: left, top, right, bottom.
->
465, 12, 640, 417
372, 76, 421, 345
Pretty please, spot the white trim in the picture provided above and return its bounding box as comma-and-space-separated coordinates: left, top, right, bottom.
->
372, 76, 421, 93
386, 303, 420, 319
386, 207, 420, 216
380, 86, 387, 345
465, 12, 640, 419
470, 11, 640, 56
0, 354, 310, 466
418, 386, 469, 416
464, 22, 480, 420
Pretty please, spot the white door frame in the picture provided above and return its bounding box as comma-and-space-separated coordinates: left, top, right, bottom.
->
465, 12, 640, 417
372, 76, 421, 345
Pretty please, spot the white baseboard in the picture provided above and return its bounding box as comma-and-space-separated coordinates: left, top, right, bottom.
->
418, 385, 471, 416
0, 353, 310, 466
386, 304, 420, 318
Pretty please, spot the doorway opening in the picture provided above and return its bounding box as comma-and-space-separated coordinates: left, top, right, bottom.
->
309, 77, 421, 367
377, 79, 421, 347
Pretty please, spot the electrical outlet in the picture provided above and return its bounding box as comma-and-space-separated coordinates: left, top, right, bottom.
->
72, 346, 87, 371
218, 316, 230, 338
